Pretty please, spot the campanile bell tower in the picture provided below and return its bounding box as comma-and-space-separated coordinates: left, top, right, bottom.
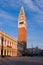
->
18, 6, 26, 50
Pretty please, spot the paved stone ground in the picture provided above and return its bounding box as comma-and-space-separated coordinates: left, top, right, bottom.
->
0, 57, 43, 65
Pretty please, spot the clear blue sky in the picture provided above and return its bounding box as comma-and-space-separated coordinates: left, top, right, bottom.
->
0, 0, 43, 49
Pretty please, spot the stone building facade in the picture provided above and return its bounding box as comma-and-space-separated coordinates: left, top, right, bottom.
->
0, 31, 17, 57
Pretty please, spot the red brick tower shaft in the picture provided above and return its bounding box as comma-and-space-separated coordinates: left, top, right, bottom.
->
18, 7, 26, 50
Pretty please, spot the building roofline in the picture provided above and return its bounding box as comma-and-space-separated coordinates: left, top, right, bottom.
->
0, 30, 17, 42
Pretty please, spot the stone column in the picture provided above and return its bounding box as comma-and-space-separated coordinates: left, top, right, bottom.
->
6, 50, 7, 56
11, 50, 12, 56
3, 49, 4, 55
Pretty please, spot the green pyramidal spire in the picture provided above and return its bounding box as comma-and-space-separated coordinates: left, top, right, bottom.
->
20, 6, 25, 15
